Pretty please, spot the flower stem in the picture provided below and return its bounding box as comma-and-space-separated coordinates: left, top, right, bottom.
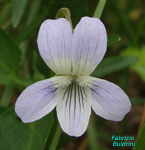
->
56, 8, 73, 32
87, 117, 99, 150
49, 123, 62, 150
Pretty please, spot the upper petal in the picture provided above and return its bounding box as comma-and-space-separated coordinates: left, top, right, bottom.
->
56, 82, 91, 137
77, 76, 131, 121
71, 17, 107, 75
15, 76, 71, 123
37, 18, 72, 74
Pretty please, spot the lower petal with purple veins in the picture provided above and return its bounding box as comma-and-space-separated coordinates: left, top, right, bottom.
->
15, 76, 71, 123
77, 76, 131, 121
56, 81, 91, 137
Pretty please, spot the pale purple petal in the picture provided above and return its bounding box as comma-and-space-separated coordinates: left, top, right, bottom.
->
71, 17, 107, 75
15, 77, 61, 123
37, 18, 72, 74
89, 77, 131, 121
56, 82, 91, 137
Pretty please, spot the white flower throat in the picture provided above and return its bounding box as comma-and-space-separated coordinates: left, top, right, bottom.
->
60, 75, 91, 89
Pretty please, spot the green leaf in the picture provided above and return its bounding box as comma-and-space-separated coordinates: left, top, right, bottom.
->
0, 28, 21, 85
121, 47, 145, 82
12, 0, 27, 26
0, 107, 54, 150
107, 35, 121, 46
132, 121, 145, 150
92, 56, 138, 77
93, 0, 107, 19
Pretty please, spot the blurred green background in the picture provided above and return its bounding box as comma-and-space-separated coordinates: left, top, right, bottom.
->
0, 0, 145, 150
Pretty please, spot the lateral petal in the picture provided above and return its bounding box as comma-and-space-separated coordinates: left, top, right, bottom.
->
56, 82, 91, 137
71, 17, 107, 75
37, 18, 72, 74
77, 76, 131, 121
15, 76, 71, 123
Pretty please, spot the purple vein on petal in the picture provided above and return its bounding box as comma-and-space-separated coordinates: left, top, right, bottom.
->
79, 87, 85, 108
82, 87, 87, 98
24, 82, 58, 107
90, 88, 121, 117
78, 84, 81, 123
69, 83, 73, 117
74, 82, 77, 118
65, 85, 72, 109
29, 88, 58, 116
90, 82, 123, 105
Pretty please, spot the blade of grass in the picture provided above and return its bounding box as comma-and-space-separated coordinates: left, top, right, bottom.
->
16, 7, 47, 44
26, 0, 42, 26
132, 120, 145, 150
93, 0, 107, 18
18, 0, 42, 78
133, 15, 145, 47
112, 0, 134, 43
137, 103, 145, 136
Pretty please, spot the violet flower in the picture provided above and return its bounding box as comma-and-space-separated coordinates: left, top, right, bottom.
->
15, 17, 131, 137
